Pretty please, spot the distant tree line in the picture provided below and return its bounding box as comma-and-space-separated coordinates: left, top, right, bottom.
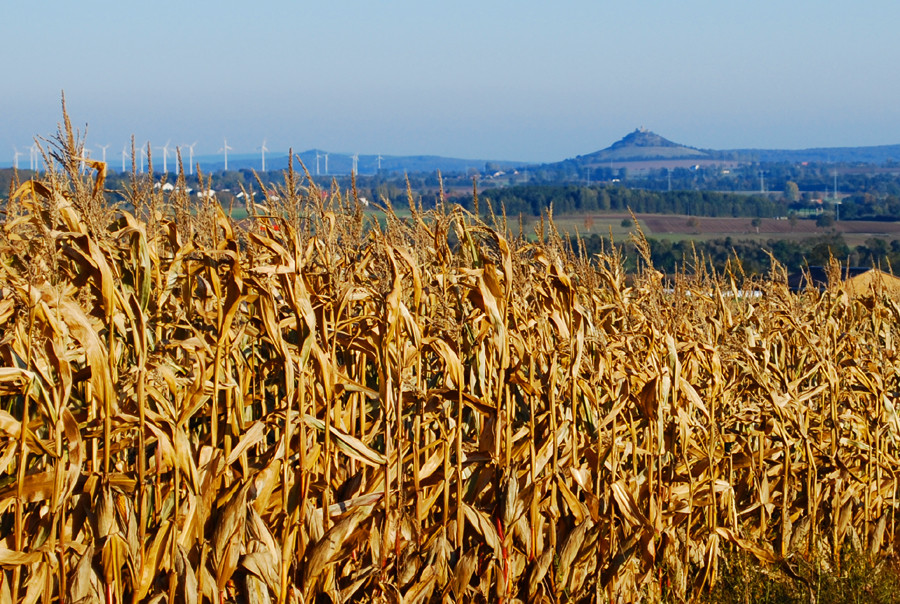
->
526, 159, 900, 207
471, 184, 787, 218
571, 232, 900, 276
802, 193, 900, 221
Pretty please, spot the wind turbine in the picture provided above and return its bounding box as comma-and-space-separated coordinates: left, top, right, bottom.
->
377, 154, 383, 172
316, 152, 321, 176
122, 146, 128, 173
13, 148, 21, 170
260, 139, 268, 172
324, 152, 328, 175
157, 141, 171, 174
185, 142, 197, 175
139, 147, 146, 174
351, 153, 358, 175
219, 138, 232, 171
29, 144, 38, 172
79, 148, 91, 173
97, 144, 110, 165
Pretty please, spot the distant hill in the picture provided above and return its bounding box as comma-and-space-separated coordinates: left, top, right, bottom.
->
192, 150, 522, 176
579, 128, 709, 163
4, 130, 900, 176
171, 139, 900, 176
576, 128, 900, 166
544, 129, 900, 174
717, 144, 900, 164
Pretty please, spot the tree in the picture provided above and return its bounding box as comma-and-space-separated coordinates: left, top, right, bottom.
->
816, 213, 834, 228
599, 189, 611, 211
784, 181, 800, 202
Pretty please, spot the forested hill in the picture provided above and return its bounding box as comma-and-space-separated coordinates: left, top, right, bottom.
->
577, 128, 709, 162
716, 144, 900, 164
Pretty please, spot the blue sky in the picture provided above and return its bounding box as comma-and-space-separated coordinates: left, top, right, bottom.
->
3, 1, 900, 164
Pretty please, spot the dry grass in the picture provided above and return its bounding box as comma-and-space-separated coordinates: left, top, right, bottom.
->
0, 115, 898, 603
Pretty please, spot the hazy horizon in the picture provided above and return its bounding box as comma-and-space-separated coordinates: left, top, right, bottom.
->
4, 1, 900, 165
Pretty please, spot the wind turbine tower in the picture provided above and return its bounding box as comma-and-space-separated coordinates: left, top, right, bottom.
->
13, 148, 21, 171
182, 142, 197, 175
98, 144, 110, 165
219, 138, 232, 171
260, 139, 268, 172
30, 144, 38, 172
377, 155, 383, 172
79, 148, 91, 173
122, 146, 128, 173
158, 141, 171, 174
352, 153, 358, 175
316, 152, 321, 176
324, 152, 328, 175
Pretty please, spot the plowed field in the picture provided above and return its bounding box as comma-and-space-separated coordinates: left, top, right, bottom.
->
641, 214, 900, 235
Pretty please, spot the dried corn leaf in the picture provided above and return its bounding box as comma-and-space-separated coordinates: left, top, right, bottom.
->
463, 504, 503, 560
303, 415, 385, 467
451, 547, 478, 601
302, 505, 371, 599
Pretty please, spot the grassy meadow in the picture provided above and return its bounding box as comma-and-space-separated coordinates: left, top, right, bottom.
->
1, 118, 900, 603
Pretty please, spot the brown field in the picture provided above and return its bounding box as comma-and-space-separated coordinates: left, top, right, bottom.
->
641, 214, 900, 236
535, 212, 900, 248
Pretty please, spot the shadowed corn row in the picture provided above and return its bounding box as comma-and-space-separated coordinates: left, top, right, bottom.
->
0, 122, 898, 603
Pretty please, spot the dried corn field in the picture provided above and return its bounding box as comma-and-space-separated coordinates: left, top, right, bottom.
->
1, 127, 899, 603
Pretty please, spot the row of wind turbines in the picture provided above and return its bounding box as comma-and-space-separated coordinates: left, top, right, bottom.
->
11, 141, 201, 175
12, 139, 382, 176
12, 144, 43, 172
127, 141, 200, 175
